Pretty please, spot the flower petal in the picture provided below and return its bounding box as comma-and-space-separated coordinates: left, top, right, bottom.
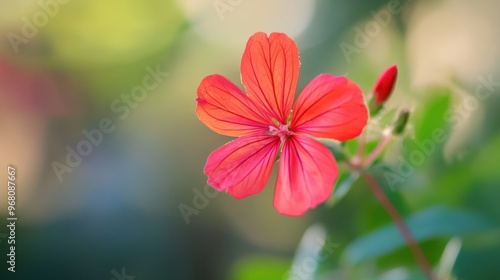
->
274, 135, 338, 216
291, 74, 368, 141
196, 74, 270, 137
205, 135, 280, 198
241, 32, 299, 124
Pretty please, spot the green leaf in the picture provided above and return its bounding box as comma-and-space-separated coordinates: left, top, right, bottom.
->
320, 139, 347, 162
231, 256, 290, 280
343, 138, 359, 158
328, 172, 360, 207
413, 89, 452, 141
342, 206, 493, 264
471, 135, 500, 180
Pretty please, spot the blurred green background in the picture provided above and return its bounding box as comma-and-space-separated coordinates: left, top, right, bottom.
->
0, 0, 499, 279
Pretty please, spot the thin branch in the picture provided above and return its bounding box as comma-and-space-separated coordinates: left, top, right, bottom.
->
363, 132, 392, 167
362, 173, 438, 280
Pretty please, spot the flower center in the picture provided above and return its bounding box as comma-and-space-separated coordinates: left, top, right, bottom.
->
269, 124, 293, 143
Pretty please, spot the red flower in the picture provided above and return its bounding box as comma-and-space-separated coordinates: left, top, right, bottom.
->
196, 32, 368, 216
373, 65, 398, 106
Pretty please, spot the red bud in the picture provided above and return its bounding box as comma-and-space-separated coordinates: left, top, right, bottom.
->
373, 65, 398, 106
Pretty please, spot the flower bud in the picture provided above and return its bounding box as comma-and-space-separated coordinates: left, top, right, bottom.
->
373, 65, 398, 106
392, 109, 410, 135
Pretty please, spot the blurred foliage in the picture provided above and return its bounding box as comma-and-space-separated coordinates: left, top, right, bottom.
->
230, 256, 290, 280
0, 0, 499, 279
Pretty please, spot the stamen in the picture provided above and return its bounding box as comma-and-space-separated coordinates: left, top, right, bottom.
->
268, 124, 293, 142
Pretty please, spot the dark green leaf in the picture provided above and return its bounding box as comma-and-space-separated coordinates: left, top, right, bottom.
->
328, 172, 360, 207
343, 206, 493, 264
320, 139, 347, 162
